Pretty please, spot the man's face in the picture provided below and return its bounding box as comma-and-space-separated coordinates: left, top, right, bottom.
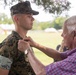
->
16, 14, 34, 30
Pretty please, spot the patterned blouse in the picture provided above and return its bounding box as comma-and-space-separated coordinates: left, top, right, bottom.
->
45, 48, 76, 75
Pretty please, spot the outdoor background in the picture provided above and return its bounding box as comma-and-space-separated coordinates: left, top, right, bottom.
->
0, 0, 75, 65
0, 31, 62, 65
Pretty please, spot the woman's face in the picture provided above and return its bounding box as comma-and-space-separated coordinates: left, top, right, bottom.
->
61, 24, 74, 49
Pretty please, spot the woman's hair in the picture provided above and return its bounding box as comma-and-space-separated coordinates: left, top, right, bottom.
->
64, 16, 76, 33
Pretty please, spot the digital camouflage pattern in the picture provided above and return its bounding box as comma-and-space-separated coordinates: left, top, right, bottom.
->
0, 31, 35, 75
10, 1, 39, 16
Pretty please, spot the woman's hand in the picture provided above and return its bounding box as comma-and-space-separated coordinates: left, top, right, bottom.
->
24, 36, 37, 47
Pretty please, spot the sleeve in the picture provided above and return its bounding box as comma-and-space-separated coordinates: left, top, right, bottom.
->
0, 36, 18, 70
60, 50, 69, 59
0, 55, 12, 70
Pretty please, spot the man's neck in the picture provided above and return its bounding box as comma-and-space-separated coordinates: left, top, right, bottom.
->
15, 29, 28, 39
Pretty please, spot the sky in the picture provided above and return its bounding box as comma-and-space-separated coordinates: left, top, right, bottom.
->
0, 0, 76, 22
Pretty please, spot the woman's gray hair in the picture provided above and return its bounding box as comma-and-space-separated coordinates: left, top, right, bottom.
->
64, 16, 76, 33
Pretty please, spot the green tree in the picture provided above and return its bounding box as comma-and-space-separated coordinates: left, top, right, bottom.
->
33, 21, 51, 30
33, 17, 68, 30
39, 22, 51, 30
51, 17, 67, 29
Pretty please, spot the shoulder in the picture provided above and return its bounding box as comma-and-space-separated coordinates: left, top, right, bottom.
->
0, 33, 20, 58
2, 31, 21, 47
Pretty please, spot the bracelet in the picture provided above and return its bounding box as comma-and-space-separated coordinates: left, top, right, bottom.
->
24, 47, 31, 55
25, 49, 28, 55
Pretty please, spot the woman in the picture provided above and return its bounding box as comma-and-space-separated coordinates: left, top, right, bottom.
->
18, 16, 76, 75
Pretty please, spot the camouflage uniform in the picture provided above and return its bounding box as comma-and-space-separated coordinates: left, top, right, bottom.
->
0, 31, 35, 75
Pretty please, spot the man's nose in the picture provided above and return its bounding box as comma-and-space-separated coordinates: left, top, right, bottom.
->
32, 17, 34, 21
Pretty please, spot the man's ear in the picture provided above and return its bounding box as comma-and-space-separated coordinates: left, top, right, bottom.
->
13, 15, 18, 22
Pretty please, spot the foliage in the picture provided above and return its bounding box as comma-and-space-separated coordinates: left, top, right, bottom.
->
33, 21, 51, 30
39, 22, 51, 30
50, 17, 67, 29
33, 16, 67, 30
33, 0, 71, 15
2, 0, 71, 15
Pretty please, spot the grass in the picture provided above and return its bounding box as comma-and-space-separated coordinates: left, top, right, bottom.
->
28, 31, 63, 65
0, 31, 63, 65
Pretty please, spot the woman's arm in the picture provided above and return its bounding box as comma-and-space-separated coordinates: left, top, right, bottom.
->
18, 39, 62, 60
27, 49, 46, 75
33, 42, 62, 60
25, 37, 62, 60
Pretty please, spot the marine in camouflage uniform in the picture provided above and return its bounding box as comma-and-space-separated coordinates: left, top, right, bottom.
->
0, 31, 35, 75
0, 1, 39, 75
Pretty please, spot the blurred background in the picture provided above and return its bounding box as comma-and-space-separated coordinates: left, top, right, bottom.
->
0, 0, 75, 65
